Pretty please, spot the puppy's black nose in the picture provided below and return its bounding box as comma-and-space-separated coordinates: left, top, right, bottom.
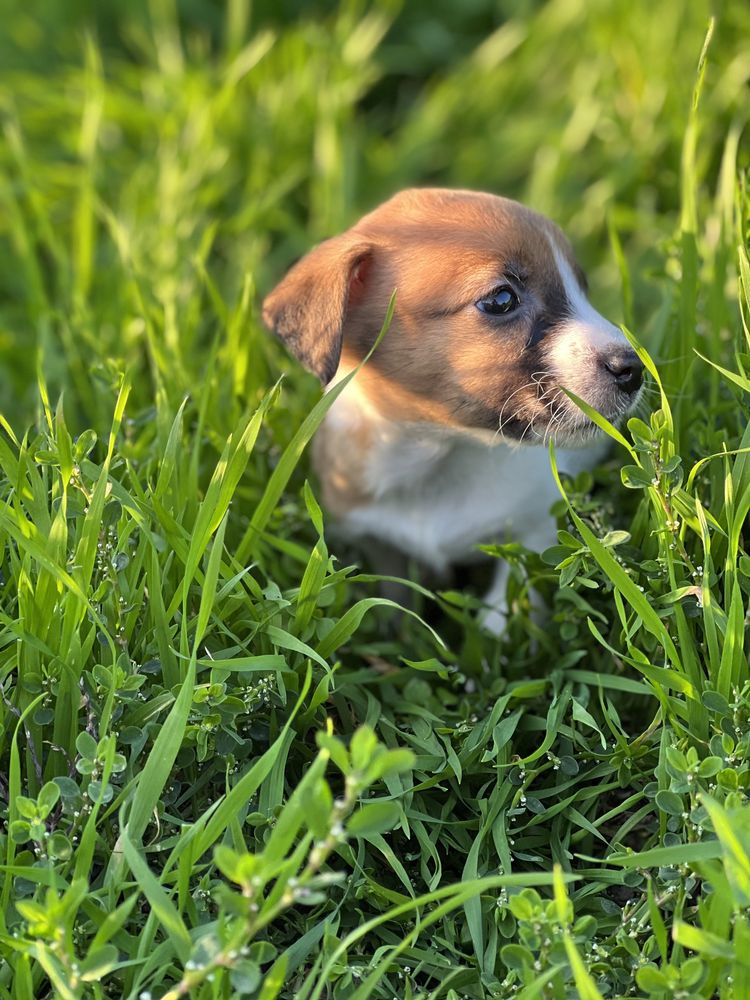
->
601, 349, 643, 395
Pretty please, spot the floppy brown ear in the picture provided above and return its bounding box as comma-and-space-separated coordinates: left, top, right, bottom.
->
262, 235, 373, 385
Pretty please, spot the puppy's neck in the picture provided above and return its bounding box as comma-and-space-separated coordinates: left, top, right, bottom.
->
315, 369, 495, 515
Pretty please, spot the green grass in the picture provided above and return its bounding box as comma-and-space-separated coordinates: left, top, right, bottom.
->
1, 1, 750, 997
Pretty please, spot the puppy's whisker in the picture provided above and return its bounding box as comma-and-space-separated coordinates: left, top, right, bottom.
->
542, 390, 568, 445
530, 370, 550, 390
544, 402, 568, 446
537, 383, 559, 406
496, 380, 538, 440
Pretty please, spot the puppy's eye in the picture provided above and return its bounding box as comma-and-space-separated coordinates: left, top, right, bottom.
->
476, 286, 519, 316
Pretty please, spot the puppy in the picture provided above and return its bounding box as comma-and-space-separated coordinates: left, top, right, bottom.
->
263, 189, 643, 630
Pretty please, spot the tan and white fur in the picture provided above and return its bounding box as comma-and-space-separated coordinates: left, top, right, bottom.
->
263, 189, 643, 631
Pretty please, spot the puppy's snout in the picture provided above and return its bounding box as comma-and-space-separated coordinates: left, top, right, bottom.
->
600, 348, 643, 395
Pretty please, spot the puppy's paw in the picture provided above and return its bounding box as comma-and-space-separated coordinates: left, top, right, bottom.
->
479, 587, 549, 637
479, 604, 507, 636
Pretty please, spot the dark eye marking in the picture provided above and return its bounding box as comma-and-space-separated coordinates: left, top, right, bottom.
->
476, 285, 520, 316
525, 284, 571, 348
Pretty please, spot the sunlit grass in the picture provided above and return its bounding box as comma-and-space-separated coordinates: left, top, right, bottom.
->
0, 1, 749, 997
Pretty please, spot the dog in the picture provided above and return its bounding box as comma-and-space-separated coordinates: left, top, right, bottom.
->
263, 188, 643, 631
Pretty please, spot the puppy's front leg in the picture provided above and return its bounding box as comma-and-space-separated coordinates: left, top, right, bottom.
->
480, 560, 511, 635
358, 536, 413, 608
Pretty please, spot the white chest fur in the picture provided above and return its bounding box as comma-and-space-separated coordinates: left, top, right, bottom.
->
324, 382, 602, 573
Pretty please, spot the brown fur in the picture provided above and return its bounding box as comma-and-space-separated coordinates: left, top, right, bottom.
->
262, 234, 372, 384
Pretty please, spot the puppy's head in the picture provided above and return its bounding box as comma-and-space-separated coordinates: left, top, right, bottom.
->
263, 189, 642, 445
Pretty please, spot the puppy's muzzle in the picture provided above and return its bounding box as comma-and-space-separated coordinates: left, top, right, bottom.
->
599, 348, 644, 396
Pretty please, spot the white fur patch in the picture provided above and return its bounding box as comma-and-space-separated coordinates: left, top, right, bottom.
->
337, 420, 601, 573
545, 236, 629, 402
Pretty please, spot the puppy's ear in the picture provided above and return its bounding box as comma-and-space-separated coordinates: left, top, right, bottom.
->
262, 235, 373, 384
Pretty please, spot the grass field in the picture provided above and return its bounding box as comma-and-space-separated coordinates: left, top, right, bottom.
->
1, 1, 750, 997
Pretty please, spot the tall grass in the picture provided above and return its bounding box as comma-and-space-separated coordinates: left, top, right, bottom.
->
0, 1, 749, 997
